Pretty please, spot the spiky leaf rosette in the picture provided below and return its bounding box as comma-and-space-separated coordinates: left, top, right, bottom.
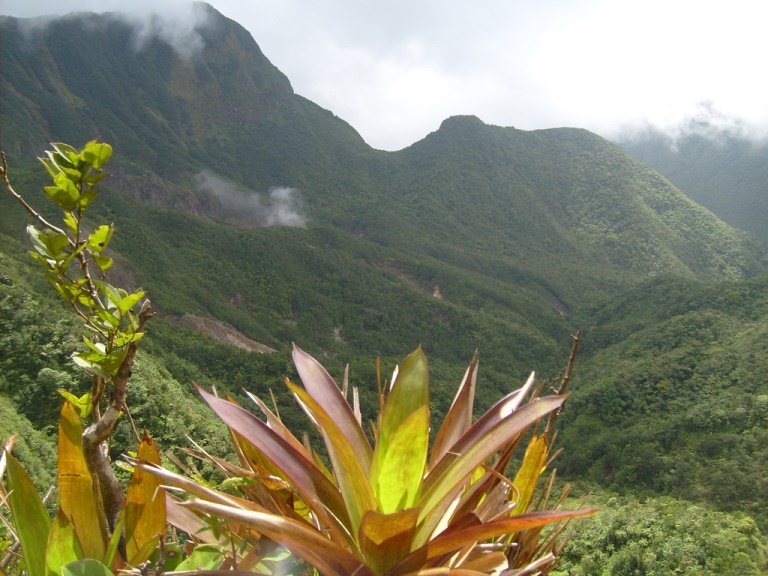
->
135, 344, 594, 574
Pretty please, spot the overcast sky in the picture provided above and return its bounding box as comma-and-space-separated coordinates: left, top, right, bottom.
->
2, 0, 767, 150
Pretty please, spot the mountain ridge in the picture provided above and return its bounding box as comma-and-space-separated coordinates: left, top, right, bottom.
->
1, 4, 764, 319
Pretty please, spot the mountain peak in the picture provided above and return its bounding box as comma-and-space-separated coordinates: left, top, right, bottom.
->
438, 115, 487, 133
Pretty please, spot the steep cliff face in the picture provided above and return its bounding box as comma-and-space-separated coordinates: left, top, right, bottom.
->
0, 4, 368, 210
0, 5, 293, 155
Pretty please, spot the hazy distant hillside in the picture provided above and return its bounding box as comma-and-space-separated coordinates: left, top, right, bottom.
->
617, 126, 768, 243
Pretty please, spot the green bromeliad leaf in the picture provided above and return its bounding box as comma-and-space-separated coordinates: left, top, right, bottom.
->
60, 559, 115, 576
371, 347, 430, 515
46, 509, 85, 575
372, 405, 429, 514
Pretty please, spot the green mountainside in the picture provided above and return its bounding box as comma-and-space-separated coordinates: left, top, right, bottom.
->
616, 126, 768, 243
1, 5, 768, 569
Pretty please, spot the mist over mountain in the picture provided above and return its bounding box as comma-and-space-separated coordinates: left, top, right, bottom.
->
616, 118, 768, 244
2, 3, 768, 561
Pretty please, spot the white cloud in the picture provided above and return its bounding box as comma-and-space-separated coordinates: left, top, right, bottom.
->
2, 0, 768, 149
195, 172, 307, 228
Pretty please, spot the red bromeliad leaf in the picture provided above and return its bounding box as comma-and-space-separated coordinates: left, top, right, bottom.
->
195, 384, 355, 548
181, 499, 375, 576
391, 508, 598, 574
245, 390, 306, 454
293, 344, 372, 469
429, 377, 535, 483
415, 395, 567, 547
422, 385, 541, 495
430, 353, 478, 469
395, 570, 487, 576
164, 494, 231, 547
129, 458, 246, 509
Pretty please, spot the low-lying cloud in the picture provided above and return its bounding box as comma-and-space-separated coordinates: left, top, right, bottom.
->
617, 102, 768, 150
123, 2, 208, 61
196, 171, 307, 228
5, 0, 209, 61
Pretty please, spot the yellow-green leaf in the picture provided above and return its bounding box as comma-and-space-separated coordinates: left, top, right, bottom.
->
5, 452, 51, 576
82, 141, 112, 170
372, 405, 429, 514
510, 434, 548, 516
125, 431, 166, 565
88, 225, 113, 254
47, 173, 80, 211
46, 509, 84, 576
287, 380, 377, 534
174, 544, 225, 570
57, 390, 93, 419
116, 291, 144, 315
93, 255, 113, 272
358, 507, 420, 575
52, 142, 80, 164
380, 347, 429, 445
58, 402, 107, 560
63, 211, 78, 235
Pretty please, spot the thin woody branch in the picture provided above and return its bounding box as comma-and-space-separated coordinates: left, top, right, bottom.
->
83, 298, 155, 532
544, 329, 581, 438
0, 152, 70, 238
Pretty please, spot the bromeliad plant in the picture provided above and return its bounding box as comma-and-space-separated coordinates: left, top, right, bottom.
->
135, 337, 595, 574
